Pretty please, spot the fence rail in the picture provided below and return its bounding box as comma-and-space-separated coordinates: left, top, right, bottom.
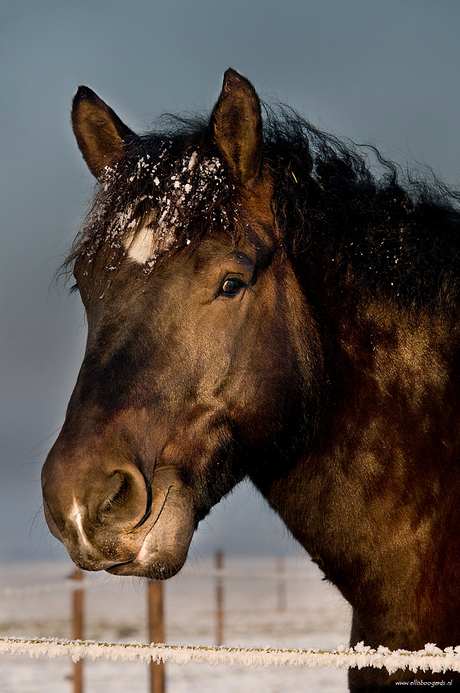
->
0, 637, 459, 675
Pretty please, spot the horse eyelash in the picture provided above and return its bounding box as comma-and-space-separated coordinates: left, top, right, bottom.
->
69, 283, 79, 295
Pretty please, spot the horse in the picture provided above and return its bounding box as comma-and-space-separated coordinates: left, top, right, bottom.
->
41, 68, 460, 690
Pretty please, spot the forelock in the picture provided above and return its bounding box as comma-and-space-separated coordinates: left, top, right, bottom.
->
66, 136, 242, 274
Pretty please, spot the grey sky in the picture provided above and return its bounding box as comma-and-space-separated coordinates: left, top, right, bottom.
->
2, 0, 460, 561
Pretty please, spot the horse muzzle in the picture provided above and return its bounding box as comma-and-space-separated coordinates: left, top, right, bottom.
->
41, 446, 195, 578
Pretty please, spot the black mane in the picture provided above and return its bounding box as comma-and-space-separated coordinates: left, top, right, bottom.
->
263, 105, 460, 311
68, 104, 460, 311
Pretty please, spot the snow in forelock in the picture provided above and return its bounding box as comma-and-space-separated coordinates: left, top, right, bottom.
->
100, 149, 228, 269
1, 638, 460, 675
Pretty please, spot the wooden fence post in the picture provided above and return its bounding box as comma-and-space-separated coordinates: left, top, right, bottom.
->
215, 550, 224, 646
276, 556, 286, 612
148, 580, 165, 693
71, 569, 84, 693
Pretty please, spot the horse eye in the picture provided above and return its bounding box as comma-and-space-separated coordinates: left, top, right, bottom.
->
220, 278, 244, 296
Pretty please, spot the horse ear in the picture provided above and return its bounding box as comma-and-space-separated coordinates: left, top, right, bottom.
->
71, 86, 137, 179
211, 68, 263, 190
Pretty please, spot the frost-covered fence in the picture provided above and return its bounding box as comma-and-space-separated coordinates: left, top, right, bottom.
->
0, 553, 307, 692
2, 560, 460, 688
1, 637, 460, 675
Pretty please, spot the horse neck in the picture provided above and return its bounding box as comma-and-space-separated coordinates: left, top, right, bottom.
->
252, 283, 460, 619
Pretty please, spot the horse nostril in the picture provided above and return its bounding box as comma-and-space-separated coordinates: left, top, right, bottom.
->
97, 472, 130, 519
93, 468, 151, 530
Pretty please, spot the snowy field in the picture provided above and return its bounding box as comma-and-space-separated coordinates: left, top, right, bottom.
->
0, 555, 351, 693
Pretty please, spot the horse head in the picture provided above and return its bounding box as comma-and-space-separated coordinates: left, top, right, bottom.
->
41, 70, 320, 578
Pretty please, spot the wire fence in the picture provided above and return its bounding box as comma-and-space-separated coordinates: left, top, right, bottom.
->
0, 553, 316, 693
1, 636, 460, 674
1, 554, 459, 691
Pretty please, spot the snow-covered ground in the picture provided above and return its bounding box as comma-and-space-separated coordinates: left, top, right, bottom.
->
0, 555, 351, 692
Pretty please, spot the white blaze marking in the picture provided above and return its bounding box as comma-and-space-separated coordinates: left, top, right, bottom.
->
124, 224, 176, 266
137, 534, 149, 563
124, 225, 155, 264
69, 498, 92, 549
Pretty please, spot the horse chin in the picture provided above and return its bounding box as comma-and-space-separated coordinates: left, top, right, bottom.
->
105, 550, 188, 579
105, 504, 195, 579
60, 519, 194, 579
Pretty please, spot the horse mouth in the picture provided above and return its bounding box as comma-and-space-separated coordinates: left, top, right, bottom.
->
105, 555, 181, 579
104, 485, 179, 579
